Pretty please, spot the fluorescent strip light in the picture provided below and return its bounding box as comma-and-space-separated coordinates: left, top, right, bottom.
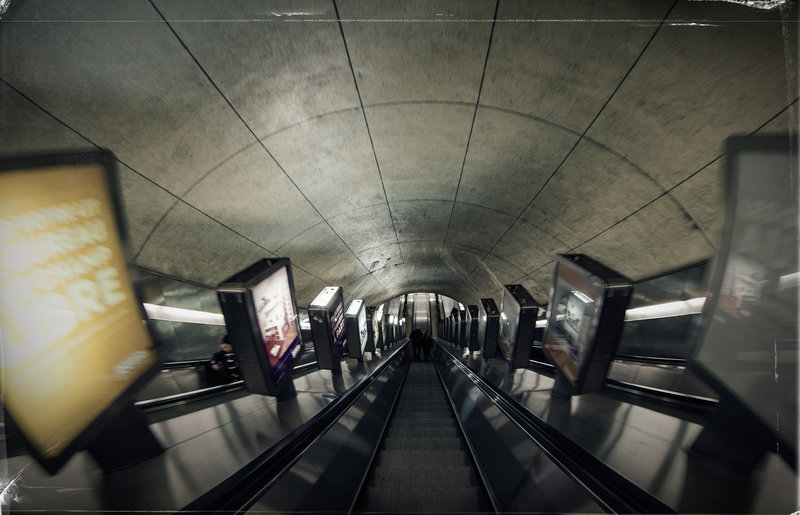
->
778, 272, 800, 290
624, 297, 706, 322
346, 299, 363, 316
143, 303, 226, 326
310, 286, 338, 308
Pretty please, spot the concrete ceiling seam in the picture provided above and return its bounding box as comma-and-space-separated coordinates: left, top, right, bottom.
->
179, 96, 702, 243
149, 0, 393, 296
2, 1, 794, 309
182, 98, 688, 258
576, 96, 800, 256
574, 101, 800, 252
474, 0, 680, 273
0, 73, 353, 296
0, 78, 257, 270
442, 0, 500, 251
510, 95, 799, 287
333, 0, 404, 265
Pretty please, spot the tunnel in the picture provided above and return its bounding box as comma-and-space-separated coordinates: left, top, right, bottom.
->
0, 0, 798, 513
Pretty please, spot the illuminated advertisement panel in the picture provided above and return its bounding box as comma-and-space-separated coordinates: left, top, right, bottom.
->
690, 136, 797, 465
543, 254, 631, 394
0, 151, 158, 473
497, 285, 539, 369
250, 266, 301, 382
467, 305, 480, 351
365, 306, 376, 353
345, 298, 368, 358
217, 258, 303, 396
478, 298, 500, 358
373, 303, 384, 349
309, 286, 345, 373
451, 307, 460, 345
458, 304, 468, 348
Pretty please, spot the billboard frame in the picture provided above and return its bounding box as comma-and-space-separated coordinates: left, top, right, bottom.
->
217, 258, 303, 398
0, 150, 161, 474
543, 254, 632, 396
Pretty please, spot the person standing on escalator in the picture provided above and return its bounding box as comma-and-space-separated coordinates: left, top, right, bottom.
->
422, 331, 433, 360
410, 327, 423, 360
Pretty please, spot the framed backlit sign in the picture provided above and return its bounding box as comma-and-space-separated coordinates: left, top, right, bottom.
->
364, 305, 376, 353
450, 307, 460, 345
689, 135, 798, 468
373, 303, 384, 350
345, 298, 368, 359
0, 151, 159, 473
217, 258, 303, 396
466, 304, 480, 351
309, 286, 345, 373
543, 254, 632, 395
478, 298, 500, 358
498, 285, 539, 369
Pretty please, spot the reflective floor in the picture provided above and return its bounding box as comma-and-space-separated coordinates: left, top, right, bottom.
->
445, 342, 798, 513
3, 348, 397, 512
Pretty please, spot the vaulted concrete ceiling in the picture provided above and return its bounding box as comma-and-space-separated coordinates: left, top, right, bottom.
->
1, 0, 797, 309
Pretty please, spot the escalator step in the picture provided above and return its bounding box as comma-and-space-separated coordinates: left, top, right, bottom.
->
355, 362, 491, 514
389, 417, 457, 429
368, 465, 481, 488
376, 450, 471, 467
396, 411, 454, 420
384, 425, 461, 439
382, 436, 465, 451
358, 486, 490, 513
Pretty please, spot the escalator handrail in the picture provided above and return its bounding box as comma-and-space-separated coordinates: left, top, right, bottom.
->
612, 354, 688, 366
135, 379, 246, 409
438, 343, 675, 514
527, 357, 718, 411
180, 341, 410, 513
136, 360, 319, 410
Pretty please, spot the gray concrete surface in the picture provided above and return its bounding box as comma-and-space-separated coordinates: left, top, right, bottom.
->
1, 0, 796, 308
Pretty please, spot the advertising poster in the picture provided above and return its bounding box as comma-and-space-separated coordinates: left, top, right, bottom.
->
693, 138, 797, 456
373, 303, 384, 348
250, 266, 301, 382
345, 299, 368, 356
544, 262, 601, 386
331, 297, 345, 350
497, 289, 517, 361
0, 154, 157, 466
357, 302, 368, 353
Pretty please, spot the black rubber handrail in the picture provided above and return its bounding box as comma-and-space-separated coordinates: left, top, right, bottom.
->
438, 344, 674, 514
612, 354, 688, 366
136, 360, 319, 410
160, 359, 210, 369
135, 380, 246, 409
180, 342, 410, 513
604, 378, 717, 408
527, 357, 717, 412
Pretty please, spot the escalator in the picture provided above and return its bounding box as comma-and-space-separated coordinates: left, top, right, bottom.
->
353, 361, 492, 513
185, 343, 669, 514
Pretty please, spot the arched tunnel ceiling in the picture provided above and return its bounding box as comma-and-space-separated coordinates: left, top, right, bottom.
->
1, 0, 797, 309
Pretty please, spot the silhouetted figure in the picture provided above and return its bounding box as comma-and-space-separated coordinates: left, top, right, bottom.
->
422, 332, 433, 360
209, 335, 242, 385
410, 327, 423, 360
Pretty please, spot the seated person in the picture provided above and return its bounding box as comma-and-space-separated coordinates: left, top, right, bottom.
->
209, 335, 242, 384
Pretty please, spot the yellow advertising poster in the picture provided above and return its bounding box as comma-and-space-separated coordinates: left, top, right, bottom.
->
0, 156, 156, 461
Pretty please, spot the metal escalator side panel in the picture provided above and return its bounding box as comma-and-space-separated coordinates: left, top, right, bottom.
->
241, 345, 411, 513
433, 343, 607, 514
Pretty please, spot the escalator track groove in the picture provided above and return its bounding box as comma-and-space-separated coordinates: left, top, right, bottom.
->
353, 361, 493, 514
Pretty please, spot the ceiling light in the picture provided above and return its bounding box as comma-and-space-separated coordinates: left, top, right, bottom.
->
143, 303, 225, 326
